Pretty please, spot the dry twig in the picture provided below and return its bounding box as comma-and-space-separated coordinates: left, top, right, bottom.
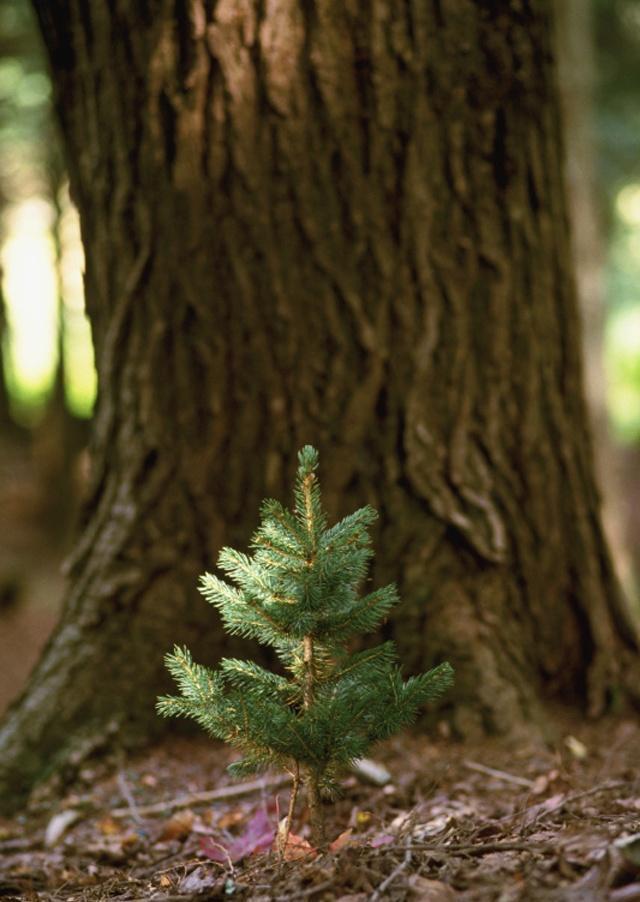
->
406, 840, 552, 856
370, 838, 412, 901
502, 779, 630, 826
463, 760, 535, 789
108, 773, 292, 819
117, 770, 144, 825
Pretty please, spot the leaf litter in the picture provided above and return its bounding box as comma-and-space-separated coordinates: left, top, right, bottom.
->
0, 716, 638, 900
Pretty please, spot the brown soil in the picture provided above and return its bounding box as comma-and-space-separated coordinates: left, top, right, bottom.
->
0, 714, 638, 901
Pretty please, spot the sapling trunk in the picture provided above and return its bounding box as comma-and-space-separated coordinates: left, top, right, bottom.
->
158, 446, 453, 854
303, 766, 325, 846
301, 464, 326, 846
302, 633, 324, 845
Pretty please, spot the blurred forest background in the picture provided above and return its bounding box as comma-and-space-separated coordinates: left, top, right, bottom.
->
0, 0, 638, 711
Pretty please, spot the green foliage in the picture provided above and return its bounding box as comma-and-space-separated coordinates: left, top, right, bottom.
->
0, 0, 52, 200
157, 446, 453, 797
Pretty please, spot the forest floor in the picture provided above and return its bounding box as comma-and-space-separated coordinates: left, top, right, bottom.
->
0, 714, 638, 901
0, 439, 639, 900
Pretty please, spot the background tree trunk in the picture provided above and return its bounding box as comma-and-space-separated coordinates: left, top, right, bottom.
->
555, 0, 637, 616
0, 271, 14, 433
0, 0, 637, 812
33, 144, 90, 543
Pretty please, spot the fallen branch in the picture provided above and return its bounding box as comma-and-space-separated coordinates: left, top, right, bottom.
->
611, 884, 640, 902
536, 781, 629, 819
108, 757, 387, 822
406, 840, 552, 856
0, 836, 42, 852
463, 760, 535, 789
370, 838, 412, 901
501, 779, 630, 825
109, 773, 292, 819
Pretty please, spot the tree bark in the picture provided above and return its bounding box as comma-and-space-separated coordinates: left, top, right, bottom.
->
1, 0, 637, 812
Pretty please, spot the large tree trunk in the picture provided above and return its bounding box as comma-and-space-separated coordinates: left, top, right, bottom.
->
1, 0, 637, 812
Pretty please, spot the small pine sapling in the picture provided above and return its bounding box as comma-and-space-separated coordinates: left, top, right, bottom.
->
157, 446, 453, 847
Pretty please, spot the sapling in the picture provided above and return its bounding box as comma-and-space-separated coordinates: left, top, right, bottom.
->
157, 446, 453, 847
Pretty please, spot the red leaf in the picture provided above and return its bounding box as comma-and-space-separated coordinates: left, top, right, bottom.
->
199, 808, 275, 864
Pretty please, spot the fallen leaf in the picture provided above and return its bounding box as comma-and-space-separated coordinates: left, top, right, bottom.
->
531, 769, 560, 795
389, 811, 411, 832
281, 830, 316, 861
200, 808, 275, 864
98, 817, 120, 836
199, 836, 234, 866
616, 800, 640, 812
56, 868, 99, 888
85, 834, 140, 863
521, 793, 566, 827
159, 875, 172, 888
408, 875, 456, 900
158, 809, 195, 842
355, 811, 372, 828
217, 808, 246, 830
413, 813, 453, 839
369, 833, 395, 848
179, 866, 221, 894
141, 773, 158, 787
45, 810, 80, 847
329, 829, 354, 852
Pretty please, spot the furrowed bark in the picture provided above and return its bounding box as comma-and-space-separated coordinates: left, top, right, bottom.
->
0, 0, 637, 813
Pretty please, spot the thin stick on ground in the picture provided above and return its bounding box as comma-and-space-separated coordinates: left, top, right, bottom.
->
463, 760, 535, 789
500, 779, 630, 825
405, 840, 553, 855
109, 773, 292, 819
370, 839, 412, 902
116, 770, 144, 825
